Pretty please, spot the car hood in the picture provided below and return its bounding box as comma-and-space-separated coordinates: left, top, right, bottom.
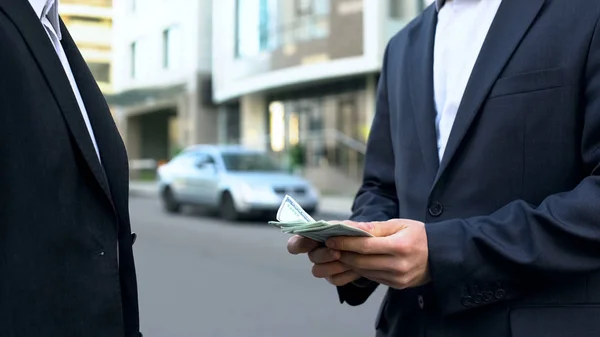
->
225, 172, 311, 187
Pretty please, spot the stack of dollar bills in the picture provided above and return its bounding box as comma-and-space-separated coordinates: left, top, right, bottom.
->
268, 195, 374, 243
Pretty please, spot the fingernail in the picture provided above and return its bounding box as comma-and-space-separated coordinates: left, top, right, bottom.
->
329, 249, 340, 259
326, 239, 336, 249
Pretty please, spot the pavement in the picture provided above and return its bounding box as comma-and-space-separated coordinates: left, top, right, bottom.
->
130, 196, 386, 337
129, 180, 356, 219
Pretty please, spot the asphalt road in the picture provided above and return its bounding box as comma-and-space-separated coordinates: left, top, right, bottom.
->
130, 196, 387, 337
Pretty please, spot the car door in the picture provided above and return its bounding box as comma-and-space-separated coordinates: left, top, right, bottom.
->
185, 152, 218, 204
166, 153, 197, 202
198, 154, 221, 206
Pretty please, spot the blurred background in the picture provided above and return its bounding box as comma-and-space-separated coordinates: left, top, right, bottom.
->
60, 0, 432, 336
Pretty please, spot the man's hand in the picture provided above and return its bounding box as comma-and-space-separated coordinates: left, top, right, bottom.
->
287, 234, 361, 286
325, 219, 430, 290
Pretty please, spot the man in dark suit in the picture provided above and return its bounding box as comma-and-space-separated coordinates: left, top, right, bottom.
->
0, 0, 141, 336
288, 0, 600, 336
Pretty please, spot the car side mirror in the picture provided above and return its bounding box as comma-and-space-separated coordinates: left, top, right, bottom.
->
197, 160, 217, 173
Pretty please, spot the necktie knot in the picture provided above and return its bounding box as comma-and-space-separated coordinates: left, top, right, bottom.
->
41, 0, 61, 41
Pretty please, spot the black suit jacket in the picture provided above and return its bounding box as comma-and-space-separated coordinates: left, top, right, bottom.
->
338, 0, 600, 336
0, 1, 141, 336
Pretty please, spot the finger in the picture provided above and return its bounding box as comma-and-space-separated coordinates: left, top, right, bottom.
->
326, 270, 361, 286
312, 261, 351, 278
342, 220, 411, 237
287, 235, 319, 254
326, 236, 396, 255
338, 252, 398, 272
308, 247, 340, 264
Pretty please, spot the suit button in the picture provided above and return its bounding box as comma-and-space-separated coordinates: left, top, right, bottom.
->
417, 295, 424, 309
483, 291, 494, 302
428, 202, 444, 217
495, 289, 505, 299
131, 232, 137, 245
461, 295, 473, 307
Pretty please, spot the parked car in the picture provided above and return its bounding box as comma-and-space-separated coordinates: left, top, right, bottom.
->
156, 145, 320, 220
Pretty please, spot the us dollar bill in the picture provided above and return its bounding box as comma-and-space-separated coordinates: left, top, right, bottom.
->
276, 195, 315, 223
270, 195, 373, 243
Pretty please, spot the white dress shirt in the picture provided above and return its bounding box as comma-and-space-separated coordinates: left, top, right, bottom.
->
28, 0, 102, 162
433, 0, 502, 162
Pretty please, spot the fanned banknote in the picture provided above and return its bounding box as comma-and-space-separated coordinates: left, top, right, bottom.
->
269, 195, 373, 243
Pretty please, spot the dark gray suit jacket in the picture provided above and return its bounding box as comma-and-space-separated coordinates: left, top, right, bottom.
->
338, 0, 600, 336
0, 0, 141, 336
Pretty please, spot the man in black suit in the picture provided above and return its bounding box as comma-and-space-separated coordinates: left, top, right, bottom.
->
0, 0, 141, 336
289, 0, 600, 336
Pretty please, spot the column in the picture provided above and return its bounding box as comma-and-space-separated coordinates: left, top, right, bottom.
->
240, 93, 267, 151
364, 74, 377, 140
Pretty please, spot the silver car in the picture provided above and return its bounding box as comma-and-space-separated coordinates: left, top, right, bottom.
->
156, 145, 320, 220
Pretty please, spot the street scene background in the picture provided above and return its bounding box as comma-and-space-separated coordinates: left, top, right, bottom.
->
131, 195, 386, 336
60, 0, 432, 335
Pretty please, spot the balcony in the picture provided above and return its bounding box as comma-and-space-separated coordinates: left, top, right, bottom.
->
65, 22, 112, 47
59, 4, 112, 20
61, 0, 112, 8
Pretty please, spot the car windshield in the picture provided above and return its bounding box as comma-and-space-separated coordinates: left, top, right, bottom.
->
221, 152, 283, 172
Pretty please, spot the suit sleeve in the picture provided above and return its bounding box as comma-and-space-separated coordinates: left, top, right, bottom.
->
425, 16, 600, 316
336, 42, 400, 306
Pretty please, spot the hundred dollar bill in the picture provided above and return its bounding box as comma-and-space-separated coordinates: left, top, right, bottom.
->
269, 220, 374, 243
276, 195, 315, 223
270, 195, 374, 243
294, 223, 373, 242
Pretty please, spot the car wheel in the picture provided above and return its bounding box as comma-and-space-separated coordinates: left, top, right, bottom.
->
304, 207, 317, 216
162, 186, 181, 213
219, 192, 240, 221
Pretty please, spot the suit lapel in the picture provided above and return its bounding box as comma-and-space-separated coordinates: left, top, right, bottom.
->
408, 6, 440, 179
431, 0, 546, 188
0, 0, 113, 202
60, 21, 132, 218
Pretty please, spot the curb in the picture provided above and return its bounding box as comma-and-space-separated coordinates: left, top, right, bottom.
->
129, 187, 352, 219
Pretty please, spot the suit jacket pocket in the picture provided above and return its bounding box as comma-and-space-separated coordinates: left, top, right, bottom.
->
489, 68, 563, 98
510, 305, 600, 337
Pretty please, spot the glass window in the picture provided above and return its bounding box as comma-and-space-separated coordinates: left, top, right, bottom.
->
221, 152, 283, 172
172, 151, 207, 167
130, 41, 137, 78
235, 0, 279, 58
235, 0, 333, 58
236, 0, 261, 58
163, 25, 181, 69
292, 0, 331, 42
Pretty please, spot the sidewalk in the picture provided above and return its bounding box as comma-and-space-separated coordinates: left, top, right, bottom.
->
129, 181, 354, 217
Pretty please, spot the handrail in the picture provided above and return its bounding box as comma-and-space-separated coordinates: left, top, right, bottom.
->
299, 129, 367, 154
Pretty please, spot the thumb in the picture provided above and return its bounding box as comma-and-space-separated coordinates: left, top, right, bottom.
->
342, 219, 409, 237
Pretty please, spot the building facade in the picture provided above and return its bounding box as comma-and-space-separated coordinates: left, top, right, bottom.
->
60, 0, 113, 94
212, 0, 428, 194
108, 0, 214, 171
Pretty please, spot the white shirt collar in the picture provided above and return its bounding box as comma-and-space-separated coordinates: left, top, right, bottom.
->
28, 0, 62, 40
